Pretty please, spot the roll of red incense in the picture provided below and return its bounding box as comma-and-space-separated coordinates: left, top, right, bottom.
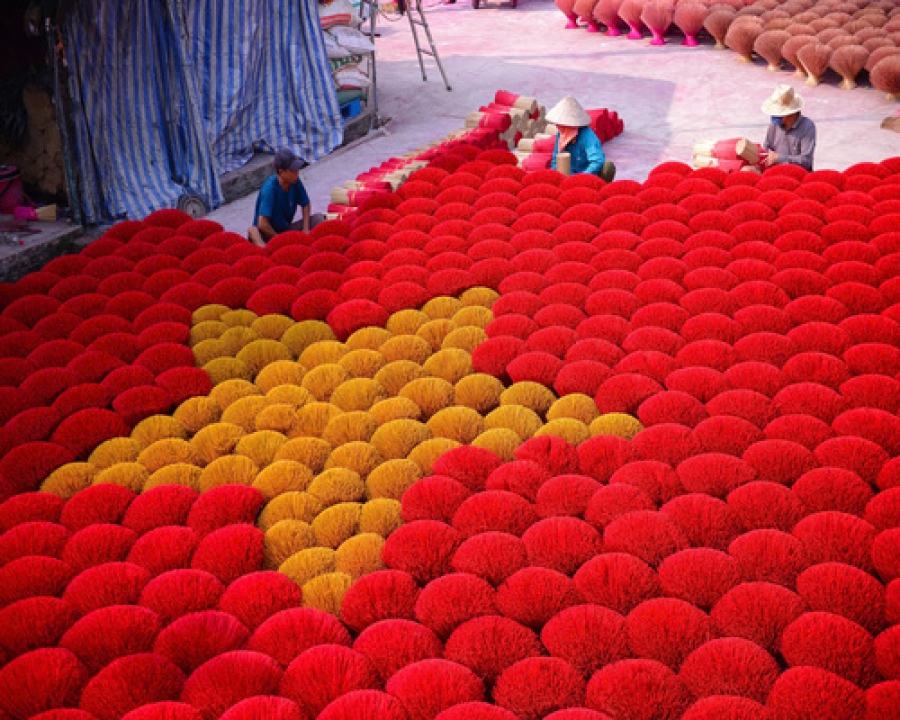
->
4, 100, 900, 720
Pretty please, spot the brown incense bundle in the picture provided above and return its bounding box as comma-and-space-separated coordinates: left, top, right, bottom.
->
594, 0, 625, 35
782, 34, 817, 76
797, 42, 833, 85
816, 28, 846, 44
830, 44, 869, 88
866, 45, 900, 72
787, 24, 817, 36
704, 9, 737, 50
827, 35, 858, 50
872, 55, 900, 99
754, 30, 792, 71
724, 17, 763, 62
619, 0, 647, 38
764, 18, 792, 31
862, 37, 893, 52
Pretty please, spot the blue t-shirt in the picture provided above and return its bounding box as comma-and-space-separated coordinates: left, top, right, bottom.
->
253, 175, 310, 233
551, 126, 606, 176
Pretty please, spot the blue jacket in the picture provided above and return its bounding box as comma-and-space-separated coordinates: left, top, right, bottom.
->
551, 126, 605, 175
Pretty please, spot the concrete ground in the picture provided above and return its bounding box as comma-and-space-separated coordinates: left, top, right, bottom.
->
208, 0, 899, 234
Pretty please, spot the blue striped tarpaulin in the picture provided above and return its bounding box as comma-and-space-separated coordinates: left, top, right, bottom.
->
63, 0, 223, 224
184, 0, 344, 174
63, 0, 343, 223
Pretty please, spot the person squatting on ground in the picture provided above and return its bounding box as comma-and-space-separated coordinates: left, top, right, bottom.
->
761, 84, 816, 171
248, 148, 321, 246
547, 96, 617, 182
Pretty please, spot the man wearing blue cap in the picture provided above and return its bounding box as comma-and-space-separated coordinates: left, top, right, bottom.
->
248, 147, 312, 246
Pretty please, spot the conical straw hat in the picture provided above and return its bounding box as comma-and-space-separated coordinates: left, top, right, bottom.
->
545, 96, 591, 127
761, 84, 804, 116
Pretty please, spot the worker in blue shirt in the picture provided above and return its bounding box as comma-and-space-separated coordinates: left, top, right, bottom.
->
760, 85, 816, 171
248, 147, 312, 246
547, 96, 616, 182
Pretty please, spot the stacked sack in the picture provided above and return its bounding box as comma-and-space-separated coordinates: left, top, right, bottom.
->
320, 0, 376, 103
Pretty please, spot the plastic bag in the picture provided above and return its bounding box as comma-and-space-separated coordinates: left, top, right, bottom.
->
319, 0, 359, 29
324, 32, 352, 59
328, 26, 376, 54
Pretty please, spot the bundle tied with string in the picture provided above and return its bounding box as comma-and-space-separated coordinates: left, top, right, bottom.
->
594, 0, 624, 35
797, 42, 833, 85
782, 35, 817, 76
830, 44, 869, 88
641, 0, 675, 45
704, 9, 736, 50
618, 0, 646, 39
674, 3, 708, 46
872, 56, 900, 99
725, 16, 764, 62
754, 30, 792, 71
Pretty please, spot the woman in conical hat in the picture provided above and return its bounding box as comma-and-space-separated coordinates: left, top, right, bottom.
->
546, 96, 616, 182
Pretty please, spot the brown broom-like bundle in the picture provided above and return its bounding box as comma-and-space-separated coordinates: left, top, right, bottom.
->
797, 42, 833, 85
754, 30, 792, 70
795, 11, 819, 24
761, 10, 789, 22
863, 37, 894, 52
674, 2, 708, 46
828, 35, 858, 50
594, 0, 625, 35
787, 24, 817, 36
830, 44, 869, 88
866, 45, 900, 72
888, 32, 900, 45
872, 55, 900, 99
705, 9, 737, 49
619, 0, 647, 39
641, 0, 676, 44
783, 34, 817, 75
817, 28, 847, 44
737, 5, 766, 18
860, 13, 889, 29
764, 18, 792, 31
855, 27, 886, 43
825, 12, 853, 24
725, 16, 764, 61
758, 0, 778, 10
809, 18, 838, 32
843, 19, 871, 34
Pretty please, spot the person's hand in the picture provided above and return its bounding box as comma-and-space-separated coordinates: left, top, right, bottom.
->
764, 151, 778, 167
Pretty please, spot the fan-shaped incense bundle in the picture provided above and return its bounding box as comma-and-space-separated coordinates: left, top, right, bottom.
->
641, 0, 675, 45
574, 0, 602, 31
787, 24, 817, 36
828, 35, 858, 50
872, 55, 900, 99
862, 37, 892, 52
817, 28, 846, 44
594, 0, 625, 35
797, 42, 833, 85
674, 2, 708, 46
705, 9, 736, 49
619, 0, 647, 39
764, 18, 792, 31
783, 34, 816, 76
725, 17, 764, 62
556, 0, 580, 28
754, 30, 792, 71
867, 45, 900, 71
830, 44, 869, 88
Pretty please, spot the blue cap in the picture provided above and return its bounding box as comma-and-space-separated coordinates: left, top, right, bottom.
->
274, 147, 304, 172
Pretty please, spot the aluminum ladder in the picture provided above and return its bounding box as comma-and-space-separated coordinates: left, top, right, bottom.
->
406, 0, 452, 91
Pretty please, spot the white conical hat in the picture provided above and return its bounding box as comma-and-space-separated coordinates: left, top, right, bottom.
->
545, 96, 591, 128
761, 84, 804, 116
